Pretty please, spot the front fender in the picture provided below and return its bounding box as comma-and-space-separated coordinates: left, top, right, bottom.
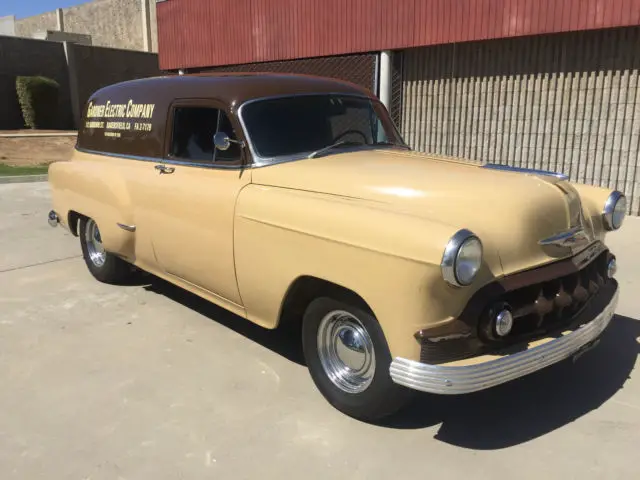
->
571, 181, 620, 241
233, 185, 497, 360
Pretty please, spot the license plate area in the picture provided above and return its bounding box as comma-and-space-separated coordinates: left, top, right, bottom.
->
572, 337, 601, 363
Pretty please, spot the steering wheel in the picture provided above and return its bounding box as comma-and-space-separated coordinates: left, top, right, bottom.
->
334, 129, 368, 144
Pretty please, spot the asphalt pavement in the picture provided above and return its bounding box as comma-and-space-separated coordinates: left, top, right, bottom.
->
0, 182, 638, 480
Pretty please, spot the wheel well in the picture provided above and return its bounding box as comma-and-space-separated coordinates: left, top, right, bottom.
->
278, 276, 372, 329
67, 210, 85, 236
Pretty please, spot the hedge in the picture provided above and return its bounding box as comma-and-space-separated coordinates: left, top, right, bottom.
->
15, 76, 60, 129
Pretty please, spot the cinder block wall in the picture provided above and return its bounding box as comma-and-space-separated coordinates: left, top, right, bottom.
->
72, 43, 161, 110
399, 27, 640, 215
15, 0, 158, 52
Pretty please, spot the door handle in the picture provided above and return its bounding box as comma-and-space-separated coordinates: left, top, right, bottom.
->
155, 164, 175, 174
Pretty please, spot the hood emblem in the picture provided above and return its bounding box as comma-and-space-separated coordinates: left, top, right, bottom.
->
538, 225, 590, 252
539, 181, 592, 253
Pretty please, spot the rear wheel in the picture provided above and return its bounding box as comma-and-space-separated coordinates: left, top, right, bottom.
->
302, 297, 414, 421
79, 217, 131, 284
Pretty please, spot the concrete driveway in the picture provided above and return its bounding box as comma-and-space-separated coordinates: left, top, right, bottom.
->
1, 182, 639, 480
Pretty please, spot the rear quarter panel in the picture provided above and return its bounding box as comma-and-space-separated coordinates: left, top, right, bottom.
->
48, 150, 139, 260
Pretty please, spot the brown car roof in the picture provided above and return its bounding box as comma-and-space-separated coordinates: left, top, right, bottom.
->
89, 72, 373, 109
79, 72, 377, 159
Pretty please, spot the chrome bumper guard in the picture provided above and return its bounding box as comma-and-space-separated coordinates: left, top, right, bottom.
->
389, 287, 619, 395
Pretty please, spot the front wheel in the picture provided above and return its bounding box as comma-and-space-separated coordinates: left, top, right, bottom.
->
302, 297, 414, 421
79, 217, 132, 284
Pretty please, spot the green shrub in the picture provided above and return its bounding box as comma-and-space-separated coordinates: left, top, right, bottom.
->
15, 76, 60, 129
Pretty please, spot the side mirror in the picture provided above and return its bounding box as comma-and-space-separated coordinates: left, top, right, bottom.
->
213, 132, 231, 151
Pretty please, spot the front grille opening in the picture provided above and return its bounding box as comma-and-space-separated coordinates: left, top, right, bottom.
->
511, 313, 538, 336
483, 249, 611, 342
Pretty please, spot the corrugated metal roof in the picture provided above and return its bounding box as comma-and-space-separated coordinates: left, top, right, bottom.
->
158, 0, 640, 71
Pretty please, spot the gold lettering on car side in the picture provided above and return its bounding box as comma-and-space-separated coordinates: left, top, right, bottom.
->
86, 99, 156, 119
84, 99, 156, 136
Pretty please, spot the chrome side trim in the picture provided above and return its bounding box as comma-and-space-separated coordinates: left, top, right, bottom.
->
482, 163, 569, 180
75, 147, 158, 164
116, 223, 136, 232
389, 287, 618, 395
75, 147, 244, 170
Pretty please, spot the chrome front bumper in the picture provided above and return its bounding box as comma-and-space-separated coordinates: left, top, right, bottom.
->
389, 287, 619, 395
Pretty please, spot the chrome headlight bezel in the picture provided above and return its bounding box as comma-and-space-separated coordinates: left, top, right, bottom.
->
602, 191, 626, 231
441, 229, 483, 287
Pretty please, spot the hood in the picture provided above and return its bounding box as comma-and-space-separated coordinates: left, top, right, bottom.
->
251, 149, 595, 276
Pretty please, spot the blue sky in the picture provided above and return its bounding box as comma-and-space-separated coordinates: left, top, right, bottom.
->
1, 0, 89, 19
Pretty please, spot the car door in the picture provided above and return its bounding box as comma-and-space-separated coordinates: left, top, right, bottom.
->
141, 99, 251, 309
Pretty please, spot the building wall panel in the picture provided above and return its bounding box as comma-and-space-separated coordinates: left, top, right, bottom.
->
16, 0, 159, 52
158, 0, 640, 71
398, 27, 640, 215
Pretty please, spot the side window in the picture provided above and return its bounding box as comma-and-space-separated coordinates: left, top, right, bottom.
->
170, 106, 241, 163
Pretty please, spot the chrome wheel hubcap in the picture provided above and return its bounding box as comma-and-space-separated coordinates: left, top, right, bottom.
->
85, 219, 106, 267
317, 310, 376, 394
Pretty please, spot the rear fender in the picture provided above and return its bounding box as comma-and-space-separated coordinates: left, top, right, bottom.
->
48, 155, 136, 260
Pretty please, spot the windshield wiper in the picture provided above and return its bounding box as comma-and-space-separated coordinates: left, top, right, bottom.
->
308, 140, 364, 159
372, 141, 410, 149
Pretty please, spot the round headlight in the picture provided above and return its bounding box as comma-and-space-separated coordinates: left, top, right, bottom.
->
603, 191, 626, 231
441, 229, 483, 287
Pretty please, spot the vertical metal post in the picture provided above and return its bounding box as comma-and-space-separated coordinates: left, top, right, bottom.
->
379, 50, 392, 111
63, 41, 81, 128
141, 0, 152, 52
56, 8, 64, 32
373, 53, 380, 97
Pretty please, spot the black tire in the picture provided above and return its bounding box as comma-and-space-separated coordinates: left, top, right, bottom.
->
302, 297, 414, 421
79, 217, 132, 284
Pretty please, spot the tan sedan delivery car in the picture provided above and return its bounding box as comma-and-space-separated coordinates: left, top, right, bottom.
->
48, 73, 626, 420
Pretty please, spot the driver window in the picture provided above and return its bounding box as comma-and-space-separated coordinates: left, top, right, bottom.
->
170, 106, 241, 163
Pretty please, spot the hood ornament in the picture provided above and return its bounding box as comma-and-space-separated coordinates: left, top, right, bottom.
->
539, 181, 593, 253
538, 225, 590, 250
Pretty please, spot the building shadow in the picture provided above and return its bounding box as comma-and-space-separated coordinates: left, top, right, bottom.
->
139, 272, 638, 449
380, 314, 640, 449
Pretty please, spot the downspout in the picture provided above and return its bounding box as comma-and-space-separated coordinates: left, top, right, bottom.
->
379, 50, 392, 112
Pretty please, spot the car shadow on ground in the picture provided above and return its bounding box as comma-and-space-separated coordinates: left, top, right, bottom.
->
141, 273, 306, 366
141, 273, 639, 449
381, 314, 640, 449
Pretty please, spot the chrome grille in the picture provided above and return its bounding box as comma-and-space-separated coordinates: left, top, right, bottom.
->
419, 247, 613, 365
502, 251, 609, 337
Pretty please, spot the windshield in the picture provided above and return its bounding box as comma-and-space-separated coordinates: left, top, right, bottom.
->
240, 94, 406, 160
